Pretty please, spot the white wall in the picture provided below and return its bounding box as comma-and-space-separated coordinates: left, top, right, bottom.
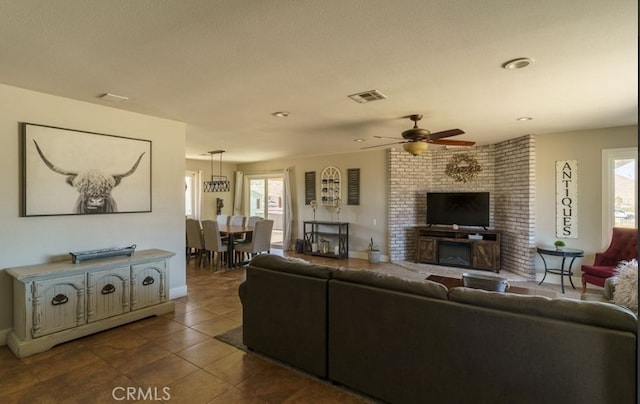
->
238, 150, 388, 259
185, 158, 238, 220
0, 83, 187, 344
534, 125, 637, 284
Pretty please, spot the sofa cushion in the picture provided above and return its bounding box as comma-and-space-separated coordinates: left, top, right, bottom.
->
332, 268, 448, 300
449, 287, 637, 334
248, 254, 335, 279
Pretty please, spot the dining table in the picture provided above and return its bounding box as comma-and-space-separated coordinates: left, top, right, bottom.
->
218, 224, 254, 268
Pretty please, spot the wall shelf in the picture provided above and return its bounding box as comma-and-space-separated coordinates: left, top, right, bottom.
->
320, 166, 341, 206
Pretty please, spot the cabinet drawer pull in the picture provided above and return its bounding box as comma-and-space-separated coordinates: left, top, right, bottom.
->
142, 276, 155, 286
51, 294, 69, 306
101, 284, 116, 295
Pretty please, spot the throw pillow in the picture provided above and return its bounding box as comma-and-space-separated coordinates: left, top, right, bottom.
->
612, 259, 638, 314
282, 256, 310, 264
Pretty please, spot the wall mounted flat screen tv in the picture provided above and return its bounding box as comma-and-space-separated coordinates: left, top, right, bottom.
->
426, 192, 490, 227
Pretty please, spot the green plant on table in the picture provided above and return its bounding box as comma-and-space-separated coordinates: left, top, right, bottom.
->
554, 240, 566, 248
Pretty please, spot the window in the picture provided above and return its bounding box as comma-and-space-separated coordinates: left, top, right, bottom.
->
185, 170, 201, 218
602, 148, 637, 236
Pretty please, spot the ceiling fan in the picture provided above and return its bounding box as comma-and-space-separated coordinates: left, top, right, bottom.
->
361, 114, 475, 156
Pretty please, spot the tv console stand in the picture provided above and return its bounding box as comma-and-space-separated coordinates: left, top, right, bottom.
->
414, 226, 500, 272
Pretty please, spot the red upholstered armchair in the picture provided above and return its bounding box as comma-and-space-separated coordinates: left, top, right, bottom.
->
581, 227, 638, 292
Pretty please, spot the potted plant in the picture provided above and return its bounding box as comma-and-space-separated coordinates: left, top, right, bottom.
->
368, 238, 381, 264
554, 240, 565, 250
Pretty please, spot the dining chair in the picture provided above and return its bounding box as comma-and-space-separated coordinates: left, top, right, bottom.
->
239, 215, 263, 244
235, 219, 274, 264
230, 215, 245, 226
216, 214, 230, 225
201, 220, 228, 269
185, 218, 204, 264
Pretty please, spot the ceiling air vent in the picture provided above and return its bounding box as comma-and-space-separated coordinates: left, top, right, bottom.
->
348, 89, 387, 104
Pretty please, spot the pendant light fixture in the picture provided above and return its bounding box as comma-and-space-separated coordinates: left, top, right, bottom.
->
203, 150, 230, 192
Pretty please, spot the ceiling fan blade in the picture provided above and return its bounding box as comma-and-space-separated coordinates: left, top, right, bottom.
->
374, 135, 404, 140
360, 141, 405, 150
430, 139, 476, 146
429, 129, 465, 140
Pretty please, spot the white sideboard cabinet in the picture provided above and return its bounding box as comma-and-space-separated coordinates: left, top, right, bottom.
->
6, 249, 175, 358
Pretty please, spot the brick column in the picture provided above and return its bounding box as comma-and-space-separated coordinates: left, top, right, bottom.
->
387, 135, 535, 278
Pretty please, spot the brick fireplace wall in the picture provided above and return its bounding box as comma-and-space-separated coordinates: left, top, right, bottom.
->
388, 135, 536, 278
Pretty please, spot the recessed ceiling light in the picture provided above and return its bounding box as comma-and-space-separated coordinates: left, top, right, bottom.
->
516, 116, 533, 121
502, 58, 534, 70
272, 111, 290, 117
99, 92, 128, 102
354, 138, 364, 142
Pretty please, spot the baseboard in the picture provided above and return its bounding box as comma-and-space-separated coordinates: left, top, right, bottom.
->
0, 327, 10, 346
170, 285, 188, 299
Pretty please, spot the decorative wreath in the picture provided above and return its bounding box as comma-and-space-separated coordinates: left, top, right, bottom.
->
445, 154, 482, 183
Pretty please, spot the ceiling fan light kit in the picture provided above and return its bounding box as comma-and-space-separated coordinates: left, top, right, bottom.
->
403, 141, 429, 156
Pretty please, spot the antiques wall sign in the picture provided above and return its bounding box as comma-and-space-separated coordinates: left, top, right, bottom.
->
21, 123, 152, 216
556, 160, 577, 238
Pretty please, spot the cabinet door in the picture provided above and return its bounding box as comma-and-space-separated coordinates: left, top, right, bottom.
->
87, 266, 130, 322
32, 274, 86, 338
131, 260, 167, 311
471, 241, 499, 270
417, 237, 437, 263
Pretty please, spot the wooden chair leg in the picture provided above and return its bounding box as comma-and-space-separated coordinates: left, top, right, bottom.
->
581, 277, 587, 293
203, 251, 211, 269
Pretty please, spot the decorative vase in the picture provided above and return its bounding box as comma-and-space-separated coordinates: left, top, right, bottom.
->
368, 250, 381, 264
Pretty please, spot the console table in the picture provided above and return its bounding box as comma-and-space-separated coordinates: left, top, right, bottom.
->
536, 246, 584, 293
5, 249, 175, 358
414, 226, 501, 272
303, 221, 349, 259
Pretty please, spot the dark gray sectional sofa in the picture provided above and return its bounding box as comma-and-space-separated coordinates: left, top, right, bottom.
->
239, 254, 637, 404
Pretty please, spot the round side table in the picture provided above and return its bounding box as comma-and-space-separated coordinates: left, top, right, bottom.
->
536, 247, 584, 293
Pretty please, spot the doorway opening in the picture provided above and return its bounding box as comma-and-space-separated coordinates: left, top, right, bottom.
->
246, 175, 284, 248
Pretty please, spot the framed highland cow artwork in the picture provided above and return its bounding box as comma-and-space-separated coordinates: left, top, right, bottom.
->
20, 123, 152, 216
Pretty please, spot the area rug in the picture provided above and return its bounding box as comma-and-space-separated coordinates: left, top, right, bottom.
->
390, 261, 581, 299
213, 325, 246, 352
394, 260, 531, 282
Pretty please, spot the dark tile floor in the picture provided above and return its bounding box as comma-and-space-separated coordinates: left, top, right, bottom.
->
0, 251, 375, 403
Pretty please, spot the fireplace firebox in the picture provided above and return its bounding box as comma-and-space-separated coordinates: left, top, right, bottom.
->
438, 242, 471, 267
414, 227, 501, 272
